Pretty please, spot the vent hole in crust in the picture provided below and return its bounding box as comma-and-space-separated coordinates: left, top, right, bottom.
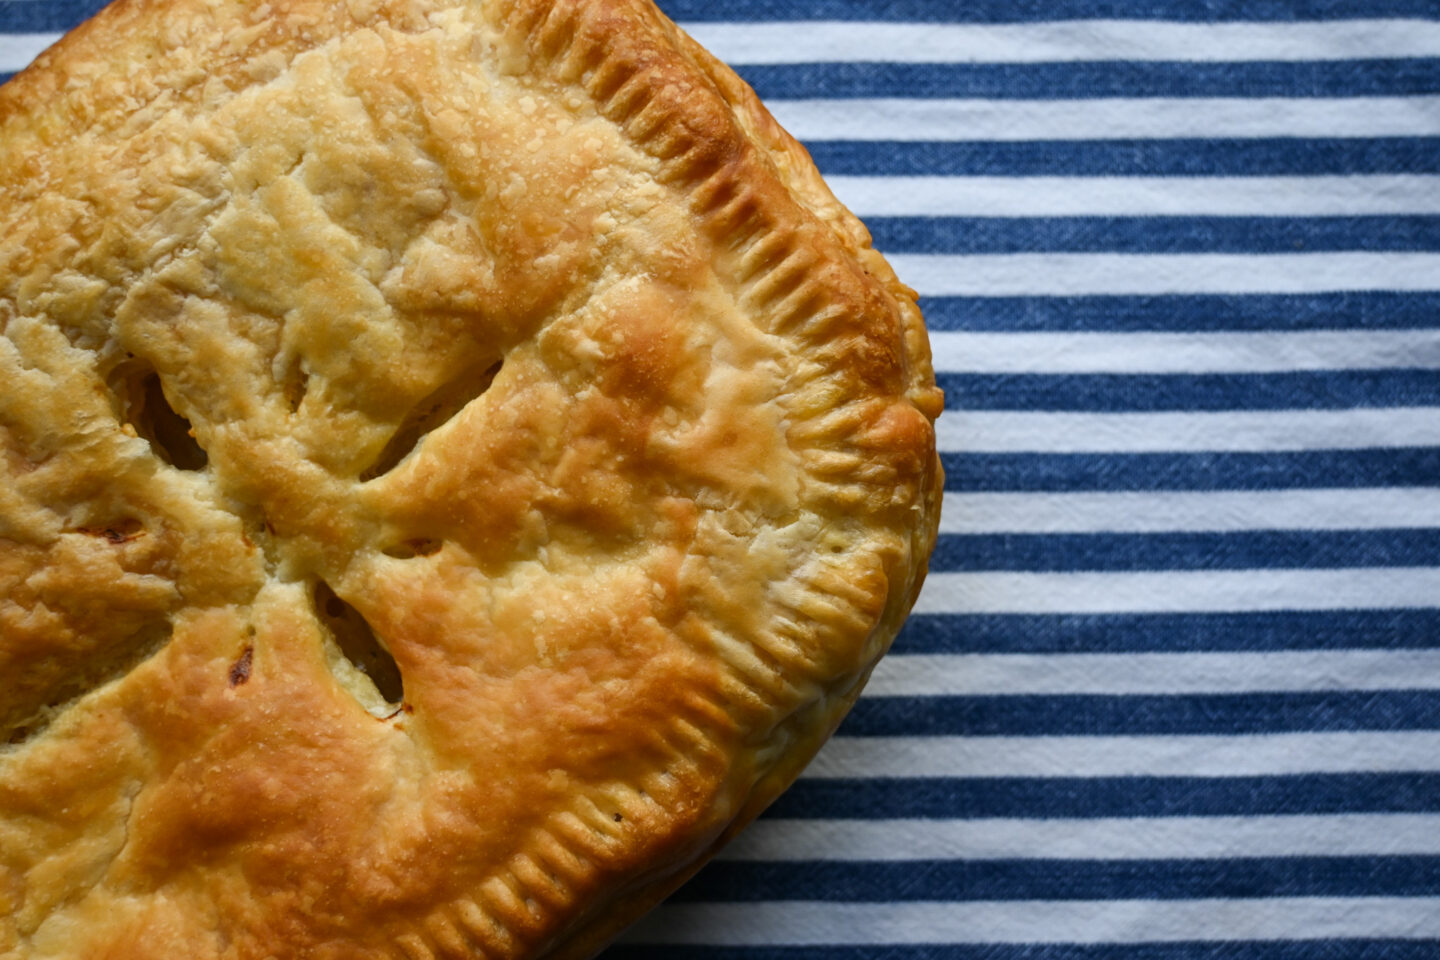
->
76, 518, 146, 544
314, 581, 404, 717
281, 356, 309, 413
382, 538, 443, 560
3, 622, 172, 748
111, 360, 207, 470
361, 359, 502, 482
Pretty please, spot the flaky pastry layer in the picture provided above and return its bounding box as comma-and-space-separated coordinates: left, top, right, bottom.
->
0, 1, 943, 957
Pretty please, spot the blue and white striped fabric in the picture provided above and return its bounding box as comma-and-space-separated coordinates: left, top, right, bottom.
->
5, 0, 1439, 956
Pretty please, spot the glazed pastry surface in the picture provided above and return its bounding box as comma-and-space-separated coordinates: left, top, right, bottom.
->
0, 1, 942, 956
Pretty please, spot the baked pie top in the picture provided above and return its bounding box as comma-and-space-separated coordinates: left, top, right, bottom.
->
0, 0, 942, 956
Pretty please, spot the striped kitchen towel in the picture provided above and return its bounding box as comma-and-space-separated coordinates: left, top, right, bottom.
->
5, 0, 1439, 957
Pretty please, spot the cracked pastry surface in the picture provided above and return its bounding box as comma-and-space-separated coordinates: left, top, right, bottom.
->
0, 0, 943, 957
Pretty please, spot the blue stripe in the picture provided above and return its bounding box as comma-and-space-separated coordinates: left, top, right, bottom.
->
939, 371, 1440, 412
840, 692, 1440, 736
673, 856, 1440, 902
895, 611, 1440, 654
876, 217, 1440, 254
0, 1, 107, 31
942, 449, 1440, 492
741, 61, 1440, 101
767, 773, 1440, 819
660, 0, 1440, 22
609, 945, 1440, 960
921, 293, 1440, 332
931, 529, 1440, 572
810, 139, 1440, 177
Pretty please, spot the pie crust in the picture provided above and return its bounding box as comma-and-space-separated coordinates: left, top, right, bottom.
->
0, 0, 943, 956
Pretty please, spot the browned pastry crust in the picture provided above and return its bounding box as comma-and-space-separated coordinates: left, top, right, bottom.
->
0, 1, 943, 957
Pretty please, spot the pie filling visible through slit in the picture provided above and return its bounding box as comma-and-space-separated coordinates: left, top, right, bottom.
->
0, 0, 943, 957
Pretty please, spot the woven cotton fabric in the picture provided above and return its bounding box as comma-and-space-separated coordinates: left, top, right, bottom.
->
4, 0, 1439, 957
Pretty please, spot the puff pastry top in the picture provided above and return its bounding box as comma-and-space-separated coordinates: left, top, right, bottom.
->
0, 0, 942, 957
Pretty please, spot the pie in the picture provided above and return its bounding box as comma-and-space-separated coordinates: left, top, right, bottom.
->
0, 0, 943, 956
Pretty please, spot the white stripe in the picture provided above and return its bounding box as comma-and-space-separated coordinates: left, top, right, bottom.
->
832, 175, 1440, 218
930, 330, 1440, 374
769, 97, 1440, 141
936, 407, 1440, 453
894, 252, 1440, 296
8, 21, 1439, 76
624, 898, 1440, 945
682, 19, 1440, 65
865, 650, 1440, 696
0, 32, 57, 73
941, 489, 1440, 534
805, 731, 1440, 778
723, 814, 1440, 861
914, 568, 1440, 615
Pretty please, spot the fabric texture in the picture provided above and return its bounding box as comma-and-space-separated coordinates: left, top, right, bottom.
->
4, 0, 1438, 956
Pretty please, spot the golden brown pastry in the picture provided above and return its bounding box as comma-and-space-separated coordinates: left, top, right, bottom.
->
0, 0, 942, 956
